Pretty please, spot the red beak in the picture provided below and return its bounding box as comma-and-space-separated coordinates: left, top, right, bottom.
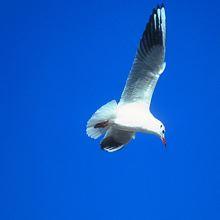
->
161, 137, 166, 147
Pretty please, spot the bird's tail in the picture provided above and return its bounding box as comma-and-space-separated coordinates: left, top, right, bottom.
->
86, 100, 117, 139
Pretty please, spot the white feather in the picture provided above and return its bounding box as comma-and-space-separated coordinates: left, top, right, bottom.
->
86, 100, 117, 139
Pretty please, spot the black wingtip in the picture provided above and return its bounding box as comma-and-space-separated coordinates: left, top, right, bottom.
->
156, 3, 165, 10
153, 3, 165, 14
138, 3, 166, 58
100, 136, 124, 152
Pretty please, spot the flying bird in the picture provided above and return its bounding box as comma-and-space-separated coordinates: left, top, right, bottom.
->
86, 4, 167, 152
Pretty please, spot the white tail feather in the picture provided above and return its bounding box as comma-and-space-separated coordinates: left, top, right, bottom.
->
86, 100, 117, 139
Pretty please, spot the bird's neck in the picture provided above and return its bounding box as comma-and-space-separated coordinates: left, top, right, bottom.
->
142, 112, 160, 135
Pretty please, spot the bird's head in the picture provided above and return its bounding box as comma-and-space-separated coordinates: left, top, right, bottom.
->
158, 122, 166, 147
143, 115, 167, 147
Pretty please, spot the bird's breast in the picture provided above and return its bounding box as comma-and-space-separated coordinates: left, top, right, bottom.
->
113, 102, 148, 131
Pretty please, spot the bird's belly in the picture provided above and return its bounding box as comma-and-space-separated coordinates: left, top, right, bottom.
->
113, 103, 147, 132
113, 118, 144, 132
112, 123, 139, 132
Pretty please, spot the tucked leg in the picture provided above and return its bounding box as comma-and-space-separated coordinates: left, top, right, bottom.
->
94, 120, 109, 128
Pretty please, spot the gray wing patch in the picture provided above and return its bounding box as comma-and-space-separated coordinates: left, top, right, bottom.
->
120, 5, 166, 107
100, 128, 135, 152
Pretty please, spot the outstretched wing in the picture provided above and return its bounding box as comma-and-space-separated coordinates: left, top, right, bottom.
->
100, 127, 135, 152
119, 5, 166, 108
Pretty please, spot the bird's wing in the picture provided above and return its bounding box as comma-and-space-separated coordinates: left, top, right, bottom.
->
119, 5, 166, 108
100, 127, 135, 152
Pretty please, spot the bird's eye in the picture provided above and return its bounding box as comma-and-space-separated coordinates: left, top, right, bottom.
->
162, 130, 165, 134
160, 125, 163, 128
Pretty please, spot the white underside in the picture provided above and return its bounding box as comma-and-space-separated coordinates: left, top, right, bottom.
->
112, 102, 151, 133
87, 100, 156, 140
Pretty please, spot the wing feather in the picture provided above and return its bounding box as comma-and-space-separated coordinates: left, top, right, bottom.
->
119, 5, 166, 108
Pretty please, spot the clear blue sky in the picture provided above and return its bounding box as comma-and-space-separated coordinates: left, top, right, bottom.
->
1, 0, 220, 219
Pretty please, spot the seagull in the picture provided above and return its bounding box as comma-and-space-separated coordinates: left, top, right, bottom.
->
86, 4, 167, 152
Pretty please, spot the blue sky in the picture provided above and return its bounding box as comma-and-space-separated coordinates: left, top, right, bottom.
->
1, 0, 220, 219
